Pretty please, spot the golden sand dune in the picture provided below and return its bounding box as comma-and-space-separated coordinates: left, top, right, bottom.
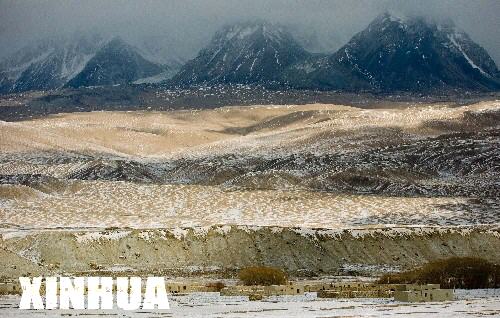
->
1, 101, 498, 158
0, 101, 499, 231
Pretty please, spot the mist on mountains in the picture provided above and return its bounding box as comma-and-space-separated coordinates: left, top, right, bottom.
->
0, 0, 499, 64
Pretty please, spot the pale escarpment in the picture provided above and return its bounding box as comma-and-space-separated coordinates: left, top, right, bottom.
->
1, 225, 499, 279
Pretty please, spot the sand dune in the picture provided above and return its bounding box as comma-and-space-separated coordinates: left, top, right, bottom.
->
1, 180, 498, 230
0, 101, 499, 232
1, 101, 498, 158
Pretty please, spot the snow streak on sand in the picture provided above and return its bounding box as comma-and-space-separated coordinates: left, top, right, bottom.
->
1, 181, 498, 230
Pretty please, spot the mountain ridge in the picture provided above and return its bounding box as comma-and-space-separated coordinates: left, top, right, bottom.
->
325, 13, 500, 91
170, 14, 500, 92
1, 13, 499, 94
64, 37, 167, 88
171, 21, 311, 86
0, 34, 174, 93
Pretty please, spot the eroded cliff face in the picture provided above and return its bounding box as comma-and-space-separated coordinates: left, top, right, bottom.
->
1, 225, 499, 279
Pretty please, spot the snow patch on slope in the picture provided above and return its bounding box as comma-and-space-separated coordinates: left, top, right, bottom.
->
74, 230, 132, 243
448, 33, 490, 77
133, 70, 174, 84
2, 50, 54, 81
60, 52, 94, 81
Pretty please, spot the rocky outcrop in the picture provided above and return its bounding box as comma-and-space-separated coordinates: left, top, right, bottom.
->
1, 225, 499, 278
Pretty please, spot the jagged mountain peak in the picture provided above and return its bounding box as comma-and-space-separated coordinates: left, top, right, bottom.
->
364, 12, 434, 38
65, 37, 166, 88
101, 36, 138, 52
366, 12, 463, 41
206, 20, 306, 60
0, 32, 109, 93
373, 11, 410, 24
282, 12, 499, 91
0, 33, 174, 92
329, 12, 500, 91
171, 20, 309, 86
213, 20, 292, 45
373, 11, 464, 33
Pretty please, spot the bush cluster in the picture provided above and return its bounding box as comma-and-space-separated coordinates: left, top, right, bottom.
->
378, 257, 500, 289
205, 281, 225, 292
238, 266, 288, 286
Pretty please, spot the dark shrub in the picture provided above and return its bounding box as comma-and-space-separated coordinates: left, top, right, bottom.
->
206, 281, 225, 292
378, 257, 500, 289
239, 266, 288, 286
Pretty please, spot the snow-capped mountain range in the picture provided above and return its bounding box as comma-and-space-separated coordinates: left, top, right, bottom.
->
0, 34, 180, 93
0, 33, 104, 93
64, 38, 167, 88
1, 13, 499, 94
174, 13, 500, 91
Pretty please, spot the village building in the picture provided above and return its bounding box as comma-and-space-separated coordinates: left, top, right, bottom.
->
221, 282, 305, 297
393, 284, 454, 302
166, 282, 223, 294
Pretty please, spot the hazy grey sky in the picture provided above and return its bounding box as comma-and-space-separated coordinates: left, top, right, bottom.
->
1, 0, 499, 64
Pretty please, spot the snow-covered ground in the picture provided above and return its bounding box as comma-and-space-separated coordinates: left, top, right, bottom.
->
0, 290, 499, 317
